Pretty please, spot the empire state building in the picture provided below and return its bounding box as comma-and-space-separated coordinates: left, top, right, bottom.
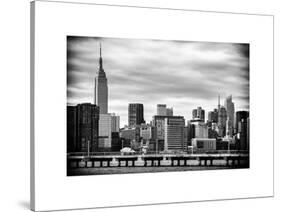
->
94, 44, 108, 114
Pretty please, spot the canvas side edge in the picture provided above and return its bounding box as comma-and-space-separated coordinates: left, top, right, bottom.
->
30, 1, 36, 211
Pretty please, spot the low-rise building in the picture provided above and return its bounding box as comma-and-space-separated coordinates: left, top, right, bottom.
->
191, 138, 216, 151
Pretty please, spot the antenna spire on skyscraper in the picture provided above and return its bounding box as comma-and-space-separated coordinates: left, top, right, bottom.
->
100, 42, 102, 57
94, 41, 108, 114
99, 42, 103, 70
218, 94, 220, 108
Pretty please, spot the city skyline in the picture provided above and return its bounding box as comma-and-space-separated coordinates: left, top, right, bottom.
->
67, 36, 249, 127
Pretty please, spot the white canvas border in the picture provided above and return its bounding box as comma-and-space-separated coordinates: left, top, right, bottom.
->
31, 1, 274, 211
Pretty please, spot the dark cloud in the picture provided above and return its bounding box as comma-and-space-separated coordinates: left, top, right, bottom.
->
67, 36, 249, 126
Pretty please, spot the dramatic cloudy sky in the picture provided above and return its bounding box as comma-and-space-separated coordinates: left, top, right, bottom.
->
67, 36, 249, 127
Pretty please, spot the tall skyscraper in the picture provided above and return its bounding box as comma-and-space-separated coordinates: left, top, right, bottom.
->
128, 103, 145, 127
75, 103, 99, 152
67, 106, 77, 152
247, 117, 250, 151
164, 116, 185, 151
235, 111, 249, 150
152, 115, 167, 140
218, 95, 227, 137
208, 108, 218, 123
186, 121, 196, 144
224, 95, 235, 137
152, 115, 183, 151
238, 118, 248, 150
94, 43, 108, 114
98, 113, 120, 151
111, 113, 120, 133
192, 106, 205, 122
235, 111, 249, 133
98, 114, 112, 150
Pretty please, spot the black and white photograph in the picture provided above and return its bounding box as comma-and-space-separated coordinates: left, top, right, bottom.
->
25, 1, 275, 211
66, 36, 250, 176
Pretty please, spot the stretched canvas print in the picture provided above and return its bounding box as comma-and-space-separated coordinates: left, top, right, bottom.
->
66, 36, 250, 176
31, 1, 274, 211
